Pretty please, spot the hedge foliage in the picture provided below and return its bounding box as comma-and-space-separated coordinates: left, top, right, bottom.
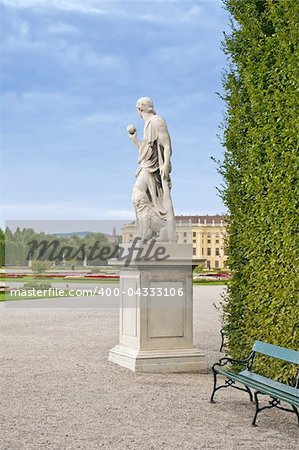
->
220, 0, 299, 382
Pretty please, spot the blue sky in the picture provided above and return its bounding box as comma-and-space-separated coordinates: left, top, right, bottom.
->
1, 0, 230, 228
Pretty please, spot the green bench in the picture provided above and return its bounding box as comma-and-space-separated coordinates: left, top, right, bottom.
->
210, 340, 299, 426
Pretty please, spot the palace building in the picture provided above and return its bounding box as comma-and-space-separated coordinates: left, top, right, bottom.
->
121, 215, 227, 269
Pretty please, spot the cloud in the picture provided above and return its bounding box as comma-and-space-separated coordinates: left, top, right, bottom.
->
47, 21, 80, 35
0, 0, 224, 29
1, 0, 228, 222
63, 45, 125, 69
0, 0, 106, 15
127, 4, 204, 26
79, 113, 122, 127
1, 203, 135, 222
1, 91, 91, 116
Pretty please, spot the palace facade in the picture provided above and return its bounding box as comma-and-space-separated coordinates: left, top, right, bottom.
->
122, 215, 227, 269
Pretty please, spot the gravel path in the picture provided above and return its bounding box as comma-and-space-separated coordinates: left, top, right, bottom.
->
1, 285, 298, 449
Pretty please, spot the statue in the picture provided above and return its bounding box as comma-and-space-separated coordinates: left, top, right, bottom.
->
127, 97, 176, 242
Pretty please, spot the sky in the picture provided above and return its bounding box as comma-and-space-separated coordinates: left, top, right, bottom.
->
1, 0, 231, 230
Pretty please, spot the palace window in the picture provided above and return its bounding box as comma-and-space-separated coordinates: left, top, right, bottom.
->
215, 248, 220, 256
207, 248, 211, 256
215, 261, 219, 268
193, 248, 196, 256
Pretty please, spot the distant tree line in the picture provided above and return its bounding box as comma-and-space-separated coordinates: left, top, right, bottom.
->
1, 227, 118, 267
0, 229, 4, 266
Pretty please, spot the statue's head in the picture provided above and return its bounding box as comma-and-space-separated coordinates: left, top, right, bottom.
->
136, 97, 156, 116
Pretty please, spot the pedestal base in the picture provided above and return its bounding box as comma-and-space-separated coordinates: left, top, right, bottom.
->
108, 345, 207, 373
108, 242, 207, 373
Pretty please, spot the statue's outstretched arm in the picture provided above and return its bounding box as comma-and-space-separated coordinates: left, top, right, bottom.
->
127, 125, 142, 150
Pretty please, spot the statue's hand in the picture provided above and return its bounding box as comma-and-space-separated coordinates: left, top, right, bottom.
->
127, 124, 137, 138
127, 124, 141, 149
129, 131, 137, 142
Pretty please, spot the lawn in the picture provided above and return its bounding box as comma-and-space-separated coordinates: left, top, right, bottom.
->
193, 280, 228, 286
1, 289, 83, 302
1, 279, 227, 302
1, 277, 227, 286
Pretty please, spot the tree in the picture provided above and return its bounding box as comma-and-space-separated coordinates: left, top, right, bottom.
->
220, 0, 299, 382
32, 260, 52, 274
194, 264, 205, 274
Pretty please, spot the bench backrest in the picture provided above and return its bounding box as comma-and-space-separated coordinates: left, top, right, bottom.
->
252, 340, 299, 365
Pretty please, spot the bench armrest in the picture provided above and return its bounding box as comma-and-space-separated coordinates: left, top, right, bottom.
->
212, 352, 254, 370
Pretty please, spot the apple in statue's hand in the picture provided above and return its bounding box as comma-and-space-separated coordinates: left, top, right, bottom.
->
127, 124, 136, 135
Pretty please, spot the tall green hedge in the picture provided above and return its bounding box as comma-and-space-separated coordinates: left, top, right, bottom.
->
220, 0, 299, 382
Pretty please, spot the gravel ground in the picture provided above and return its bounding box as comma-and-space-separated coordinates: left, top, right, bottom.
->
1, 285, 298, 449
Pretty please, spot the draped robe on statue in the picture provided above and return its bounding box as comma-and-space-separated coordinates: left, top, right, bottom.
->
132, 115, 172, 229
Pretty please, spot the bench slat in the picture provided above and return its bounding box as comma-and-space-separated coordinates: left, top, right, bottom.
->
237, 376, 299, 407
214, 368, 299, 406
252, 340, 299, 364
239, 370, 299, 398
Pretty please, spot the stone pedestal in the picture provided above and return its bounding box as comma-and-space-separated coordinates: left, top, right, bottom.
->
108, 242, 207, 373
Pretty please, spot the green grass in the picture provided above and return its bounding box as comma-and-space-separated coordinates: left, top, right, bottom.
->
1, 276, 227, 285
0, 280, 228, 302
193, 280, 227, 285
1, 289, 85, 302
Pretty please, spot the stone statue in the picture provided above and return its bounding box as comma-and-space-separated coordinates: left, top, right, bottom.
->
127, 97, 176, 242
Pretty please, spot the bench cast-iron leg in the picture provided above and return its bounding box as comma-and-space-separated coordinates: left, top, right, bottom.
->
210, 371, 218, 403
252, 391, 261, 426
219, 329, 225, 352
291, 405, 299, 426
244, 385, 254, 402
210, 372, 253, 403
252, 392, 299, 427
252, 391, 279, 427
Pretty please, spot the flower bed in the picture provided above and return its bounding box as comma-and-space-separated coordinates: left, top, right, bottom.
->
1, 273, 119, 279
198, 273, 231, 279
85, 274, 119, 279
